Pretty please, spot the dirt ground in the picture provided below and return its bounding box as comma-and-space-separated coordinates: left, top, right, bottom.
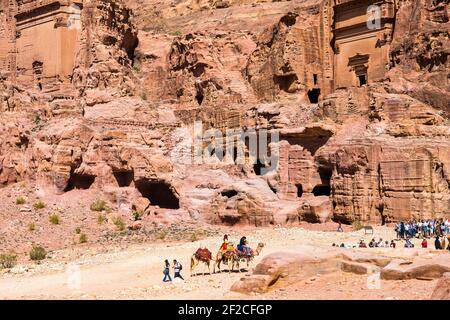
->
0, 225, 443, 300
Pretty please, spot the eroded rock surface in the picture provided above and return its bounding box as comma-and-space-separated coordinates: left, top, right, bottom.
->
231, 245, 450, 295
0, 0, 448, 242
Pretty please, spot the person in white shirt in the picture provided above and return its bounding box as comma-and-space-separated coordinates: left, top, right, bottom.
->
173, 259, 184, 280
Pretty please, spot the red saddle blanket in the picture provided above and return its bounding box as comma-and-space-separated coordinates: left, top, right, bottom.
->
195, 248, 212, 261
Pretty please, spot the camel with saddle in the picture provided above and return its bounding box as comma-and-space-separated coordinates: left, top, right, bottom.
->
214, 242, 265, 273
213, 242, 237, 273
190, 247, 214, 276
231, 242, 265, 272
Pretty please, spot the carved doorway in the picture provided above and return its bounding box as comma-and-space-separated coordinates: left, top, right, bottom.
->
32, 61, 43, 90
348, 54, 369, 87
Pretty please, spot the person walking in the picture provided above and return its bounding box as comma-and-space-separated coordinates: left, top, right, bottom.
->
173, 259, 184, 280
337, 221, 343, 232
163, 259, 172, 282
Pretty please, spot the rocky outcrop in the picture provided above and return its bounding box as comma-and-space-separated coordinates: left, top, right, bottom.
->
389, 0, 450, 113
431, 272, 450, 300
231, 246, 450, 294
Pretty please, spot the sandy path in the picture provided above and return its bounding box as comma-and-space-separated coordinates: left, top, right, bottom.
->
0, 226, 442, 300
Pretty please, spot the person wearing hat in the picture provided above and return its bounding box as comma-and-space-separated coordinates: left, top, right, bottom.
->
219, 234, 229, 254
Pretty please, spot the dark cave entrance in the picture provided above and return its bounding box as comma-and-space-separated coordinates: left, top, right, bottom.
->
307, 88, 321, 103
113, 170, 134, 187
209, 146, 225, 161
296, 184, 303, 198
135, 179, 180, 209
64, 173, 96, 191
358, 74, 367, 87
221, 190, 238, 198
253, 159, 267, 176
195, 86, 204, 105
312, 185, 331, 197
274, 74, 298, 93
313, 166, 332, 197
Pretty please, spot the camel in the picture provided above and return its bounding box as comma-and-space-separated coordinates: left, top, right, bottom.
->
213, 250, 235, 273
232, 242, 265, 272
190, 248, 214, 276
213, 242, 237, 273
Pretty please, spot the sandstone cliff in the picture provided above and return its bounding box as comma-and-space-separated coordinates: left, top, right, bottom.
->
0, 0, 448, 248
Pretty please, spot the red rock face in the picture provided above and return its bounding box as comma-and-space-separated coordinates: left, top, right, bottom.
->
0, 0, 448, 230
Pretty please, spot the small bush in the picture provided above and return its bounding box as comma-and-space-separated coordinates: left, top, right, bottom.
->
30, 245, 46, 261
170, 30, 182, 37
157, 230, 168, 240
75, 227, 81, 234
49, 214, 60, 225
79, 233, 88, 244
28, 223, 36, 231
352, 220, 363, 231
97, 214, 106, 225
133, 210, 145, 221
33, 200, 46, 210
190, 231, 205, 242
0, 252, 17, 269
190, 233, 198, 242
112, 217, 125, 231
90, 199, 107, 212
16, 196, 26, 205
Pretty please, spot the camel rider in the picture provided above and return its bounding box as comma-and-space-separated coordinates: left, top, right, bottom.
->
219, 234, 229, 253
237, 236, 252, 256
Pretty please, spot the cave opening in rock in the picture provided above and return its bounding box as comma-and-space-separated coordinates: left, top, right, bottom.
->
113, 170, 134, 187
318, 166, 332, 185
296, 184, 303, 198
358, 74, 367, 86
221, 190, 238, 198
232, 146, 238, 163
280, 13, 297, 27
307, 88, 321, 103
284, 127, 333, 156
313, 74, 318, 85
312, 185, 331, 197
64, 173, 96, 192
253, 159, 267, 176
274, 74, 298, 93
135, 179, 180, 209
209, 146, 225, 161
195, 88, 204, 105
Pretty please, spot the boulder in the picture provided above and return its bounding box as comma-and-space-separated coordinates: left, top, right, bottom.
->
431, 273, 450, 300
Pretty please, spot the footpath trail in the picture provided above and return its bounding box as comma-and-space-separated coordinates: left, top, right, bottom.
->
0, 226, 439, 299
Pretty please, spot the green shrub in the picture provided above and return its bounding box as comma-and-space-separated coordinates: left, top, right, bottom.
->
190, 233, 198, 242
97, 214, 106, 225
352, 220, 363, 231
190, 231, 205, 242
112, 217, 125, 231
33, 200, 46, 210
170, 30, 182, 37
16, 196, 26, 205
75, 227, 81, 234
133, 209, 145, 221
30, 245, 46, 261
79, 233, 88, 244
0, 252, 17, 269
49, 214, 60, 225
28, 223, 36, 231
157, 230, 168, 240
90, 199, 107, 212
